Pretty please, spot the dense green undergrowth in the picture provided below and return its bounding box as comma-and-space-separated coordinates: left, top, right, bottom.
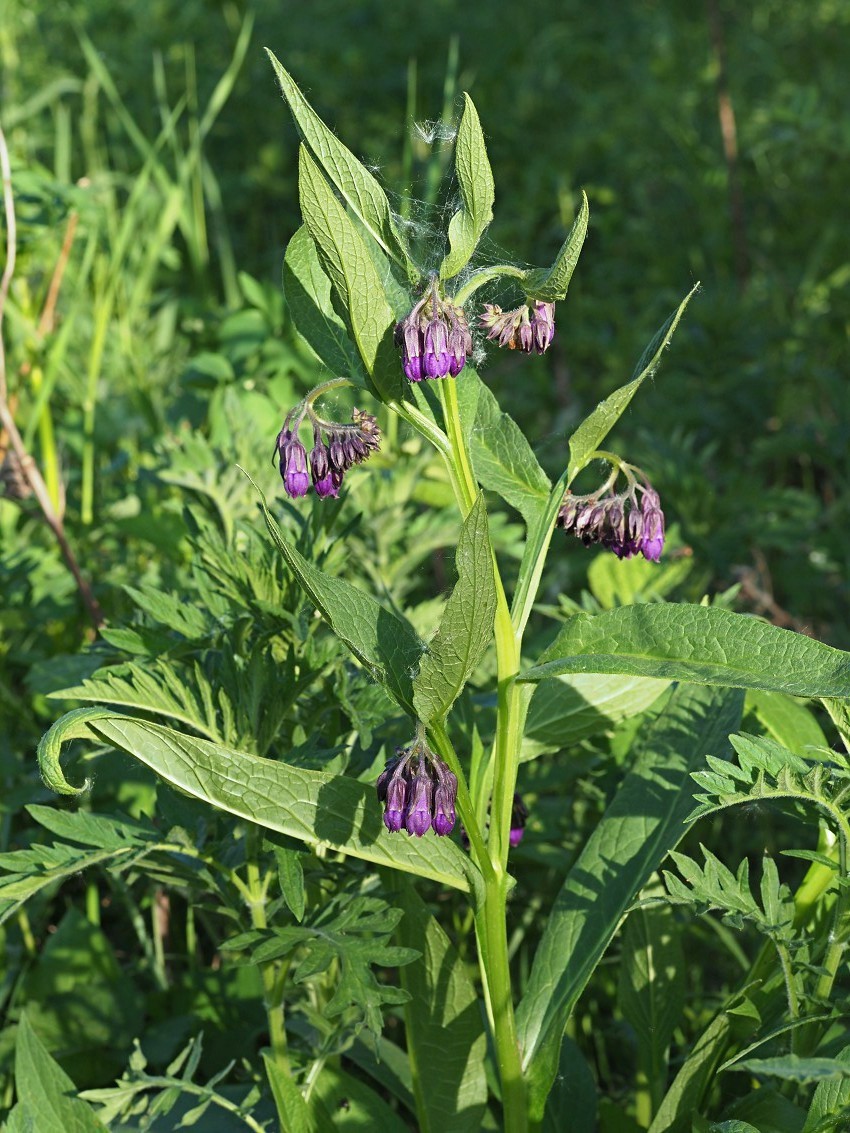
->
1, 3, 849, 1130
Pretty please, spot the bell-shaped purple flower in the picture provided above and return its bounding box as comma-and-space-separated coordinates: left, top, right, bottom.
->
640, 488, 665, 562
405, 765, 434, 837
509, 793, 529, 847
531, 301, 556, 353
383, 770, 408, 833
432, 767, 458, 836
275, 428, 310, 499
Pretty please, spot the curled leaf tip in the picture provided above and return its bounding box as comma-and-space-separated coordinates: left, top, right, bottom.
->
37, 707, 115, 796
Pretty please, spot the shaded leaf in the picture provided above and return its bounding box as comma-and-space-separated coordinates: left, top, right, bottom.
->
413, 493, 497, 724
13, 1012, 108, 1132
396, 884, 488, 1133
516, 684, 744, 1122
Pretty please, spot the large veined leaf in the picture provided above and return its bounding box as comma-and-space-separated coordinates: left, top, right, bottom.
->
267, 51, 417, 280
282, 225, 367, 382
439, 94, 495, 281
413, 493, 497, 724
395, 884, 488, 1133
516, 683, 744, 1121
37, 711, 484, 901
297, 144, 401, 401
521, 604, 850, 699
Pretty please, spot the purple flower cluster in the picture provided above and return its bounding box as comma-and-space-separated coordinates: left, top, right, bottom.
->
395, 279, 472, 382
479, 300, 556, 354
376, 744, 458, 837
558, 473, 665, 562
274, 407, 381, 500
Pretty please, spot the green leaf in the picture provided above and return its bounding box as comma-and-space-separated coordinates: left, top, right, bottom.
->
395, 884, 487, 1133
567, 283, 700, 482
439, 94, 495, 280
274, 846, 306, 923
283, 225, 367, 382
524, 673, 669, 756
746, 689, 829, 754
521, 191, 589, 302
40, 711, 483, 899
521, 604, 850, 699
13, 1012, 108, 1132
730, 1056, 850, 1083
588, 550, 695, 608
413, 494, 497, 724
516, 683, 744, 1122
542, 1036, 597, 1133
266, 51, 417, 280
297, 145, 401, 400
618, 902, 685, 1109
804, 1044, 850, 1132
310, 1065, 411, 1132
648, 1009, 741, 1133
263, 1052, 325, 1133
469, 374, 551, 524
259, 491, 423, 715
51, 659, 230, 744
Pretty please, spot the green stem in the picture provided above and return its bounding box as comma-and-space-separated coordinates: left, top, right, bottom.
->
436, 375, 528, 1132
81, 268, 112, 526
244, 826, 290, 1074
453, 264, 527, 308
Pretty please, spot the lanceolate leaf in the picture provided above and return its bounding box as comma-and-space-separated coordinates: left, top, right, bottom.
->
283, 225, 367, 382
395, 884, 487, 1133
259, 493, 423, 715
267, 51, 417, 280
469, 374, 551, 524
520, 604, 850, 699
439, 94, 495, 281
413, 494, 497, 724
567, 282, 699, 482
521, 191, 589, 302
516, 683, 744, 1122
12, 1012, 108, 1133
298, 145, 401, 401
37, 712, 483, 899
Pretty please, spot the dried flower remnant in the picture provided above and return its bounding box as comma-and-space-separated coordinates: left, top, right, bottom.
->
376, 737, 458, 838
272, 381, 381, 500
396, 276, 472, 382
558, 459, 666, 562
479, 299, 556, 354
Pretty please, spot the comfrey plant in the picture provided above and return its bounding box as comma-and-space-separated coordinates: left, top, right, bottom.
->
35, 55, 850, 1133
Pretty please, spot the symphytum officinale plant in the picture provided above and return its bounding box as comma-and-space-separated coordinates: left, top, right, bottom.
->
31, 52, 850, 1133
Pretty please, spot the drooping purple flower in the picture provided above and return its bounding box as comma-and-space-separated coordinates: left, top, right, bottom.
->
480, 298, 556, 354
275, 428, 310, 499
383, 767, 409, 833
405, 764, 434, 837
432, 767, 458, 836
531, 301, 556, 353
640, 487, 665, 561
557, 466, 666, 563
396, 279, 471, 383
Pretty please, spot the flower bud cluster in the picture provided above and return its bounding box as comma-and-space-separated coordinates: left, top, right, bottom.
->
395, 277, 472, 382
274, 393, 381, 501
558, 463, 665, 562
479, 299, 556, 354
376, 741, 458, 838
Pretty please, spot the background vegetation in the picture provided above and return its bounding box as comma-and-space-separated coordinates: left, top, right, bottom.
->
1, 0, 847, 1128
